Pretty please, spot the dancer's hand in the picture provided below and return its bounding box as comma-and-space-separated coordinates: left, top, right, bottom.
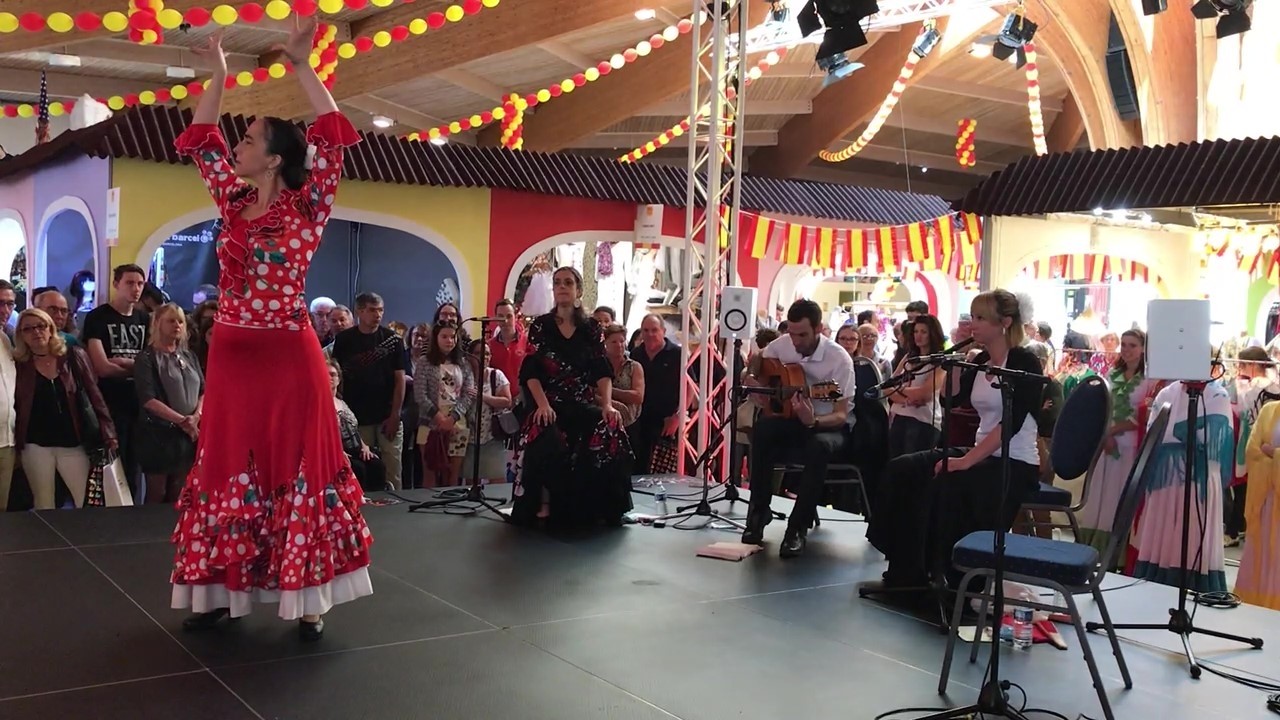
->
192, 30, 227, 76
602, 405, 622, 428
275, 14, 318, 66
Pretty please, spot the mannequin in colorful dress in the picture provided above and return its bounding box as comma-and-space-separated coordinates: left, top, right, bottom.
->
1133, 380, 1233, 593
169, 21, 373, 641
1240, 399, 1280, 609
1077, 330, 1158, 559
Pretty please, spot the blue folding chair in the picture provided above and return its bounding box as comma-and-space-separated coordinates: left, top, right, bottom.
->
1021, 374, 1110, 538
937, 403, 1171, 720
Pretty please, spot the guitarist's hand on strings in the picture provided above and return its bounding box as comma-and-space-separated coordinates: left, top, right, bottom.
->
791, 394, 816, 427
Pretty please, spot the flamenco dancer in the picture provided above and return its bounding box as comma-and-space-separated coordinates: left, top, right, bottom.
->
169, 19, 373, 641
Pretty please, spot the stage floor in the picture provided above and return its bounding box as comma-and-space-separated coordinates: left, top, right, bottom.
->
3, 477, 1279, 720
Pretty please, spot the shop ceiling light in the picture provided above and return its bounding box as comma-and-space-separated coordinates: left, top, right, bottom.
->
47, 53, 81, 67
371, 115, 394, 129
969, 42, 993, 58
166, 66, 196, 79
429, 136, 448, 146
634, 8, 656, 21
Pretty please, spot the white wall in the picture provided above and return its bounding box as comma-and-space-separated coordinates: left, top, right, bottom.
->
0, 114, 72, 157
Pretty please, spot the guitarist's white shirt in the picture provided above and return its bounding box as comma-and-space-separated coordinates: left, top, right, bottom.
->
762, 334, 856, 417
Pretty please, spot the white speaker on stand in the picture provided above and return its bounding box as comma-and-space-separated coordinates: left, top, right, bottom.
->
1145, 299, 1211, 381
718, 286, 758, 341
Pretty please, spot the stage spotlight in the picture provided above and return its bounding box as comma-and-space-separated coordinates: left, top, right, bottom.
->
913, 25, 941, 58
371, 115, 394, 129
797, 0, 880, 85
991, 12, 1037, 61
765, 0, 790, 25
1141, 0, 1167, 14
1190, 0, 1253, 37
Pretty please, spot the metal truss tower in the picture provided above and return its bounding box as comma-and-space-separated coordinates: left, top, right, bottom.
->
678, 0, 748, 483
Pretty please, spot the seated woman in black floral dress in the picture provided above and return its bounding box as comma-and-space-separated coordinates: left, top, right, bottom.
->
514, 266, 633, 527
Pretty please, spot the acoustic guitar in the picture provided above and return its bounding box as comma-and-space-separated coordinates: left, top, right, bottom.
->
753, 357, 844, 419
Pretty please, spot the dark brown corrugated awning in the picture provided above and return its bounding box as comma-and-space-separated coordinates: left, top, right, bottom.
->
953, 136, 1280, 216
0, 105, 951, 225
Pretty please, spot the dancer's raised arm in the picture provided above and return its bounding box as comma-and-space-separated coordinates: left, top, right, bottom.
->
276, 15, 339, 117
190, 31, 227, 126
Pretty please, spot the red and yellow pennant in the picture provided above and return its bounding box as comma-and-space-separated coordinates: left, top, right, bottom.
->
735, 210, 978, 283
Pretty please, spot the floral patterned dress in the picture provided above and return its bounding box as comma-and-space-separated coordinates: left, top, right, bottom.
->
168, 112, 374, 620
513, 314, 633, 526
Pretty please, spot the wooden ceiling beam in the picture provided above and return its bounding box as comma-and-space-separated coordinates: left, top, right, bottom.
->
0, 67, 152, 100
490, 1, 773, 152
639, 99, 812, 115
219, 0, 656, 119
536, 40, 598, 70
1045, 91, 1086, 153
0, 0, 210, 54
912, 75, 1065, 113
882, 110, 1031, 147
341, 94, 478, 143
1106, 0, 1197, 145
571, 129, 779, 149
1026, 0, 1138, 149
434, 68, 508, 104
751, 11, 1001, 179
12, 38, 261, 75
852, 143, 1004, 175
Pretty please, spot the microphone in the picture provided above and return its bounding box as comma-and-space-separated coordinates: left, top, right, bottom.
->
907, 336, 977, 364
462, 316, 502, 324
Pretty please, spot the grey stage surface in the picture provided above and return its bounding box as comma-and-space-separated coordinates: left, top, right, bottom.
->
2, 476, 1278, 720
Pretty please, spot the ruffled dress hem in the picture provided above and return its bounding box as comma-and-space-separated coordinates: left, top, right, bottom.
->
171, 566, 373, 621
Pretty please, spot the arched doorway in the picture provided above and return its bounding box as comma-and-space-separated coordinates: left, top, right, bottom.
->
1009, 253, 1164, 341
504, 230, 711, 333
768, 265, 940, 329
36, 200, 97, 315
143, 213, 464, 326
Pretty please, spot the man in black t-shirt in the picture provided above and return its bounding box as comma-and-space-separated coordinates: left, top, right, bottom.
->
331, 292, 406, 490
83, 264, 150, 496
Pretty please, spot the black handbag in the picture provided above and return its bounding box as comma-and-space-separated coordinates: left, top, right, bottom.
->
488, 369, 520, 440
66, 349, 105, 455
134, 348, 196, 473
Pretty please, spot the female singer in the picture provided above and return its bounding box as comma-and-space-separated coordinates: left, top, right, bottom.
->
885, 314, 947, 458
867, 290, 1043, 589
169, 19, 372, 641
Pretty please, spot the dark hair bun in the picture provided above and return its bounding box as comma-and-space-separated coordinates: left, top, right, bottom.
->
262, 116, 309, 191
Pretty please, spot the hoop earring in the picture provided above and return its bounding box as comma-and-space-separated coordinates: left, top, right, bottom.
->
574, 298, 582, 308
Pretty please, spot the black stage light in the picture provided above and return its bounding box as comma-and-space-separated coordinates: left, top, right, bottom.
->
1141, 0, 1167, 15
1190, 0, 1220, 19
913, 25, 941, 58
1191, 0, 1253, 38
797, 0, 879, 84
1216, 7, 1251, 37
992, 11, 1038, 60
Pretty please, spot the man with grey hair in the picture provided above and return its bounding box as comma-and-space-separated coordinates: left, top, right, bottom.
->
310, 295, 336, 345
322, 305, 353, 357
33, 289, 80, 348
331, 292, 406, 489
631, 313, 682, 473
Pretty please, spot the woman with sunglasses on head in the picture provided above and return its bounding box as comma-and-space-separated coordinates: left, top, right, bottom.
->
168, 17, 372, 641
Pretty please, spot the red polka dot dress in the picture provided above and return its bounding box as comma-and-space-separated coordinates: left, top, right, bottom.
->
169, 112, 374, 620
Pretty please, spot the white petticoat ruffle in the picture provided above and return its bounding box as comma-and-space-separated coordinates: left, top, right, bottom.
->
171, 566, 374, 621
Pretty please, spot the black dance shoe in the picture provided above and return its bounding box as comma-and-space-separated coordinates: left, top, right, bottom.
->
741, 507, 771, 545
182, 609, 237, 632
298, 618, 325, 642
779, 528, 807, 558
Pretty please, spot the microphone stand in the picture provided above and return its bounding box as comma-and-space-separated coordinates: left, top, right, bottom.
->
1085, 380, 1262, 677
408, 316, 511, 522
913, 359, 1048, 720
650, 337, 747, 531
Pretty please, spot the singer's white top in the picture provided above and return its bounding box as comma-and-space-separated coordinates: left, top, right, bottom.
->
763, 334, 857, 417
970, 360, 1040, 465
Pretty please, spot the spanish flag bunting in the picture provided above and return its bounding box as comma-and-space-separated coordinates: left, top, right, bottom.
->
1268, 253, 1280, 285
1089, 254, 1109, 283
785, 223, 803, 265
877, 227, 897, 274
935, 216, 954, 275
1131, 262, 1149, 284
717, 205, 733, 249
802, 225, 818, 267
1239, 248, 1260, 275
817, 227, 834, 269
959, 230, 978, 269
749, 215, 773, 260
961, 213, 982, 246
907, 222, 932, 271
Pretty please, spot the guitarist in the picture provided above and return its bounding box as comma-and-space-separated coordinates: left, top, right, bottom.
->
742, 299, 857, 558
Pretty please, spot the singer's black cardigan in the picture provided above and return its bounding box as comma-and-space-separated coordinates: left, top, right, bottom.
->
944, 345, 1045, 444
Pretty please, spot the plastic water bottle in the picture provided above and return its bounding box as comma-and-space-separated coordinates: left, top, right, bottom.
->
1012, 606, 1034, 650
654, 482, 667, 503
